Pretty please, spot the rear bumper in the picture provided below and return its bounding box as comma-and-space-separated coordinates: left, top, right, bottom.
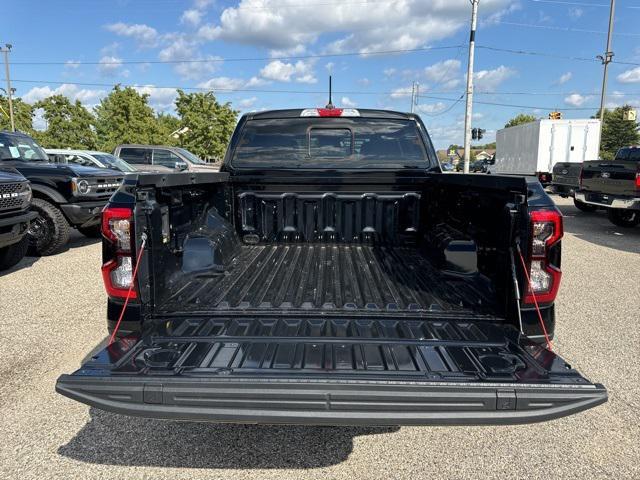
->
56, 376, 607, 426
0, 210, 37, 248
60, 200, 108, 227
575, 192, 640, 210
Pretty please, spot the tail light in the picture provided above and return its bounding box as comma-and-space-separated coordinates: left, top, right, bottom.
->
101, 206, 137, 299
524, 210, 563, 305
635, 165, 640, 190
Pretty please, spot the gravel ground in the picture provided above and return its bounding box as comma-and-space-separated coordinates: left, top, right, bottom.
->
0, 195, 638, 480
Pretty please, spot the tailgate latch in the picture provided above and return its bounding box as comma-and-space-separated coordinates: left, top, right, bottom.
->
496, 390, 517, 410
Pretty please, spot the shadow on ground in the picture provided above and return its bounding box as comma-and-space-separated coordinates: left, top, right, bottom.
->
556, 201, 639, 254
58, 408, 398, 469
0, 231, 100, 276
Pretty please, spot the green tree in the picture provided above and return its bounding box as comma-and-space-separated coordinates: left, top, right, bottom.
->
504, 114, 537, 128
0, 96, 34, 132
33, 95, 97, 149
154, 112, 181, 145
174, 89, 238, 160
595, 106, 640, 160
94, 85, 161, 151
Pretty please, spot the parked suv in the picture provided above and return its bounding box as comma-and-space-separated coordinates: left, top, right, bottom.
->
0, 168, 36, 270
0, 131, 124, 255
575, 146, 640, 227
113, 144, 219, 172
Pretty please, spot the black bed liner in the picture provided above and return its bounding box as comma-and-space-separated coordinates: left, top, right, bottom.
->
159, 244, 497, 315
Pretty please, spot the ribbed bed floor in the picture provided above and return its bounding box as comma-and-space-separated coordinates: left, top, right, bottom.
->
159, 244, 497, 315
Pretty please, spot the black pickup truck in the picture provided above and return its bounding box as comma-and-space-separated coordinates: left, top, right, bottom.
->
0, 131, 124, 255
57, 108, 606, 426
575, 146, 640, 227
0, 168, 36, 270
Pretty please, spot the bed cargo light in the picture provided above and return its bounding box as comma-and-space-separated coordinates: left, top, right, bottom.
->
524, 210, 563, 305
101, 206, 137, 299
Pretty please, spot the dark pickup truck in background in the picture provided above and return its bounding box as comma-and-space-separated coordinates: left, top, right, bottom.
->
57, 108, 606, 426
0, 131, 124, 255
0, 168, 36, 271
575, 146, 640, 227
552, 161, 597, 212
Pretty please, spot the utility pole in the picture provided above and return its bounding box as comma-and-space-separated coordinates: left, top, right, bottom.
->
463, 0, 479, 174
1, 44, 15, 132
597, 0, 615, 135
410, 81, 416, 113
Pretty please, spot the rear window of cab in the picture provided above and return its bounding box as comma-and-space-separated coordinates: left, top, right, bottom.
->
231, 117, 430, 169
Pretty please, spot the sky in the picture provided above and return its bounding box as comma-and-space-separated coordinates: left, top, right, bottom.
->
3, 0, 640, 149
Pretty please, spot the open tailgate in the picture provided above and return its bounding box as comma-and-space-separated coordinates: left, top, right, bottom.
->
56, 317, 606, 426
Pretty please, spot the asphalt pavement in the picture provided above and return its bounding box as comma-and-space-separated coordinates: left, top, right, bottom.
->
0, 195, 638, 480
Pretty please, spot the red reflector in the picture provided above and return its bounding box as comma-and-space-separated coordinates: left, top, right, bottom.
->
635, 172, 640, 189
317, 108, 344, 117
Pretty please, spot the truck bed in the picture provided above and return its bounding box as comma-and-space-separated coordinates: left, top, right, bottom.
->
158, 244, 498, 317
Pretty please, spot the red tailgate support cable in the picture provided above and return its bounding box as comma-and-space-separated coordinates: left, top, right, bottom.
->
108, 235, 147, 345
516, 243, 553, 351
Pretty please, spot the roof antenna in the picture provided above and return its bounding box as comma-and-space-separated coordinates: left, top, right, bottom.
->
325, 75, 334, 109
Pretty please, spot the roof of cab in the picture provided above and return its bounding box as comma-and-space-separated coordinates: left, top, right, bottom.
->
244, 108, 417, 121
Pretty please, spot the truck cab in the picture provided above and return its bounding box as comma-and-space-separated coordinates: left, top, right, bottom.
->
57, 108, 606, 426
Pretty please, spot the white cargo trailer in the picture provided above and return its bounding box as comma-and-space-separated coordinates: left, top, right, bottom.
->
490, 119, 601, 184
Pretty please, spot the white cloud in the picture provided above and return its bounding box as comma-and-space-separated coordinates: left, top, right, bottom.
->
238, 97, 258, 108
383, 68, 397, 78
98, 56, 124, 77
423, 59, 462, 90
390, 86, 413, 98
133, 85, 178, 111
358, 78, 370, 87
341, 97, 357, 107
181, 9, 204, 27
564, 93, 592, 107
569, 7, 583, 19
197, 0, 511, 53
617, 67, 640, 84
159, 35, 222, 80
259, 60, 316, 83
22, 84, 106, 105
474, 65, 516, 92
555, 72, 572, 85
416, 102, 447, 114
64, 60, 81, 69
325, 62, 335, 72
105, 22, 160, 48
197, 76, 247, 91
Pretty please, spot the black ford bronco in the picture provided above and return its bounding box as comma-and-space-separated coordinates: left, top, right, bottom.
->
0, 168, 35, 270
0, 131, 124, 255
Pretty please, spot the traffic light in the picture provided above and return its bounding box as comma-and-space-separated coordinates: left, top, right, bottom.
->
472, 128, 485, 140
548, 111, 562, 120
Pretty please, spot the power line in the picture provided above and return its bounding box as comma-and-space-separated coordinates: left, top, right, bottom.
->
10, 78, 640, 100
10, 43, 639, 67
493, 21, 640, 37
11, 45, 463, 66
527, 0, 640, 8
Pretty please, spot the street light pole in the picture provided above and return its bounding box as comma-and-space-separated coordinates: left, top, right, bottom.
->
463, 0, 479, 175
1, 44, 15, 132
598, 0, 615, 127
